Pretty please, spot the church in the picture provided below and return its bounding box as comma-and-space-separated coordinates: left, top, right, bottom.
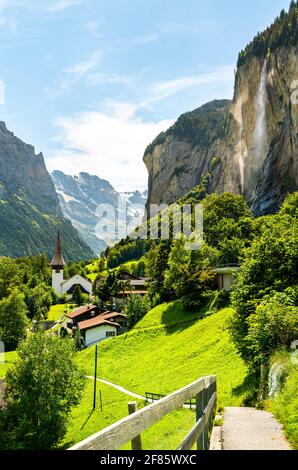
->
50, 230, 92, 297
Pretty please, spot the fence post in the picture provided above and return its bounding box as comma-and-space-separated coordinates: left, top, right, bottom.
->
128, 402, 143, 450
196, 390, 205, 450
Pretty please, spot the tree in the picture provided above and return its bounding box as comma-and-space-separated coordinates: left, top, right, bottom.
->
24, 283, 56, 321
72, 284, 84, 306
163, 238, 218, 308
0, 291, 28, 351
0, 334, 85, 449
124, 295, 150, 328
230, 212, 298, 362
245, 292, 298, 369
94, 272, 122, 306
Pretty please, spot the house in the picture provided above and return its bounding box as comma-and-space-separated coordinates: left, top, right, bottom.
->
78, 316, 119, 347
117, 271, 149, 297
212, 265, 241, 291
67, 304, 99, 327
99, 311, 128, 329
50, 230, 92, 297
67, 305, 128, 346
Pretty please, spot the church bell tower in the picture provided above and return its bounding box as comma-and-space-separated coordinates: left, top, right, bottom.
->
50, 229, 66, 296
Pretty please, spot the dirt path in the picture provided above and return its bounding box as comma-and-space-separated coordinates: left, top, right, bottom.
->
222, 407, 291, 450
86, 376, 145, 400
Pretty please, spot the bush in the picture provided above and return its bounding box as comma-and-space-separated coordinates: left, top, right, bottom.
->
124, 295, 151, 328
0, 334, 85, 450
245, 293, 298, 369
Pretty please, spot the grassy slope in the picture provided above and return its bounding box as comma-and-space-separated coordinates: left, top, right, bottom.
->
63, 379, 195, 450
273, 365, 298, 449
0, 351, 18, 378
47, 304, 76, 322
77, 303, 252, 408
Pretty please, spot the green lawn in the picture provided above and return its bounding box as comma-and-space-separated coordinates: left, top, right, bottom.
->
273, 364, 298, 449
77, 303, 253, 408
47, 304, 76, 322
0, 350, 18, 378
63, 378, 195, 450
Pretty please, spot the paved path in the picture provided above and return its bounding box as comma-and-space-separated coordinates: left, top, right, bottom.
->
86, 376, 193, 409
86, 376, 145, 400
222, 407, 291, 450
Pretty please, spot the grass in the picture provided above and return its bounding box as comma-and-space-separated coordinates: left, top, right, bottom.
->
77, 303, 253, 408
0, 302, 253, 449
63, 378, 195, 450
0, 350, 18, 378
272, 362, 298, 449
47, 303, 76, 323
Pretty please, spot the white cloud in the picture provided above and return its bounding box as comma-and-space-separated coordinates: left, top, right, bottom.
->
148, 66, 235, 104
85, 19, 104, 38
47, 102, 173, 192
64, 49, 102, 77
44, 49, 102, 95
46, 65, 234, 191
47, 0, 88, 12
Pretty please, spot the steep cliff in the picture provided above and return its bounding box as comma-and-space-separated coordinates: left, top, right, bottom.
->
144, 3, 298, 215
0, 123, 94, 260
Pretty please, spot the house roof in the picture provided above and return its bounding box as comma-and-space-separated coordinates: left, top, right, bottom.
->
78, 316, 119, 331
99, 311, 127, 321
61, 274, 92, 285
67, 304, 98, 320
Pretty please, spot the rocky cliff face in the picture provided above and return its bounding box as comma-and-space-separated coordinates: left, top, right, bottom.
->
0, 122, 61, 216
144, 9, 298, 215
0, 123, 94, 260
52, 171, 147, 255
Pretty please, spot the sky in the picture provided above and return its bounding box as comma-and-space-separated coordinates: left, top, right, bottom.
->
0, 0, 291, 192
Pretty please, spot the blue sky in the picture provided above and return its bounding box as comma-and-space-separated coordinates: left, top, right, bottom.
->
0, 0, 291, 191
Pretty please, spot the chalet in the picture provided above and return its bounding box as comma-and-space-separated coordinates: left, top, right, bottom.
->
98, 311, 128, 329
67, 304, 99, 326
212, 265, 241, 291
67, 304, 128, 346
117, 271, 149, 297
78, 316, 119, 348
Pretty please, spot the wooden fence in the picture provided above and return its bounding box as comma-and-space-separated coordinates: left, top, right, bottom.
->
145, 392, 196, 409
69, 375, 216, 451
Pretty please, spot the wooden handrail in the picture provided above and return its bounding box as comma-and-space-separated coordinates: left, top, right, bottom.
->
69, 375, 216, 451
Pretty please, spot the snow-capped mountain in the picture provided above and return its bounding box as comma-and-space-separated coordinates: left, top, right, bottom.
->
52, 171, 147, 255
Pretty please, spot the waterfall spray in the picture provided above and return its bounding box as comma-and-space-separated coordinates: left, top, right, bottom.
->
253, 60, 268, 166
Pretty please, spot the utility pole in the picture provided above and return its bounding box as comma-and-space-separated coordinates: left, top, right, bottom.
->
93, 344, 98, 410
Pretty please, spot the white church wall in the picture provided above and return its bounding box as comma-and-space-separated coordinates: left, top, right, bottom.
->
52, 269, 64, 296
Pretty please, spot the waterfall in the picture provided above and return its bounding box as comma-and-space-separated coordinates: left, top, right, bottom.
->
252, 60, 268, 167
268, 362, 286, 398
233, 95, 247, 193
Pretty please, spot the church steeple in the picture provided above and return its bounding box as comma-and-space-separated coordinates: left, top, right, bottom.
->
50, 229, 66, 269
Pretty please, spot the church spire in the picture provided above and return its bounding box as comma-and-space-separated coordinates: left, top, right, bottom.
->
50, 228, 66, 269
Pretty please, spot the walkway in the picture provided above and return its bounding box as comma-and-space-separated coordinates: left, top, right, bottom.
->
222, 407, 291, 450
86, 376, 145, 400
